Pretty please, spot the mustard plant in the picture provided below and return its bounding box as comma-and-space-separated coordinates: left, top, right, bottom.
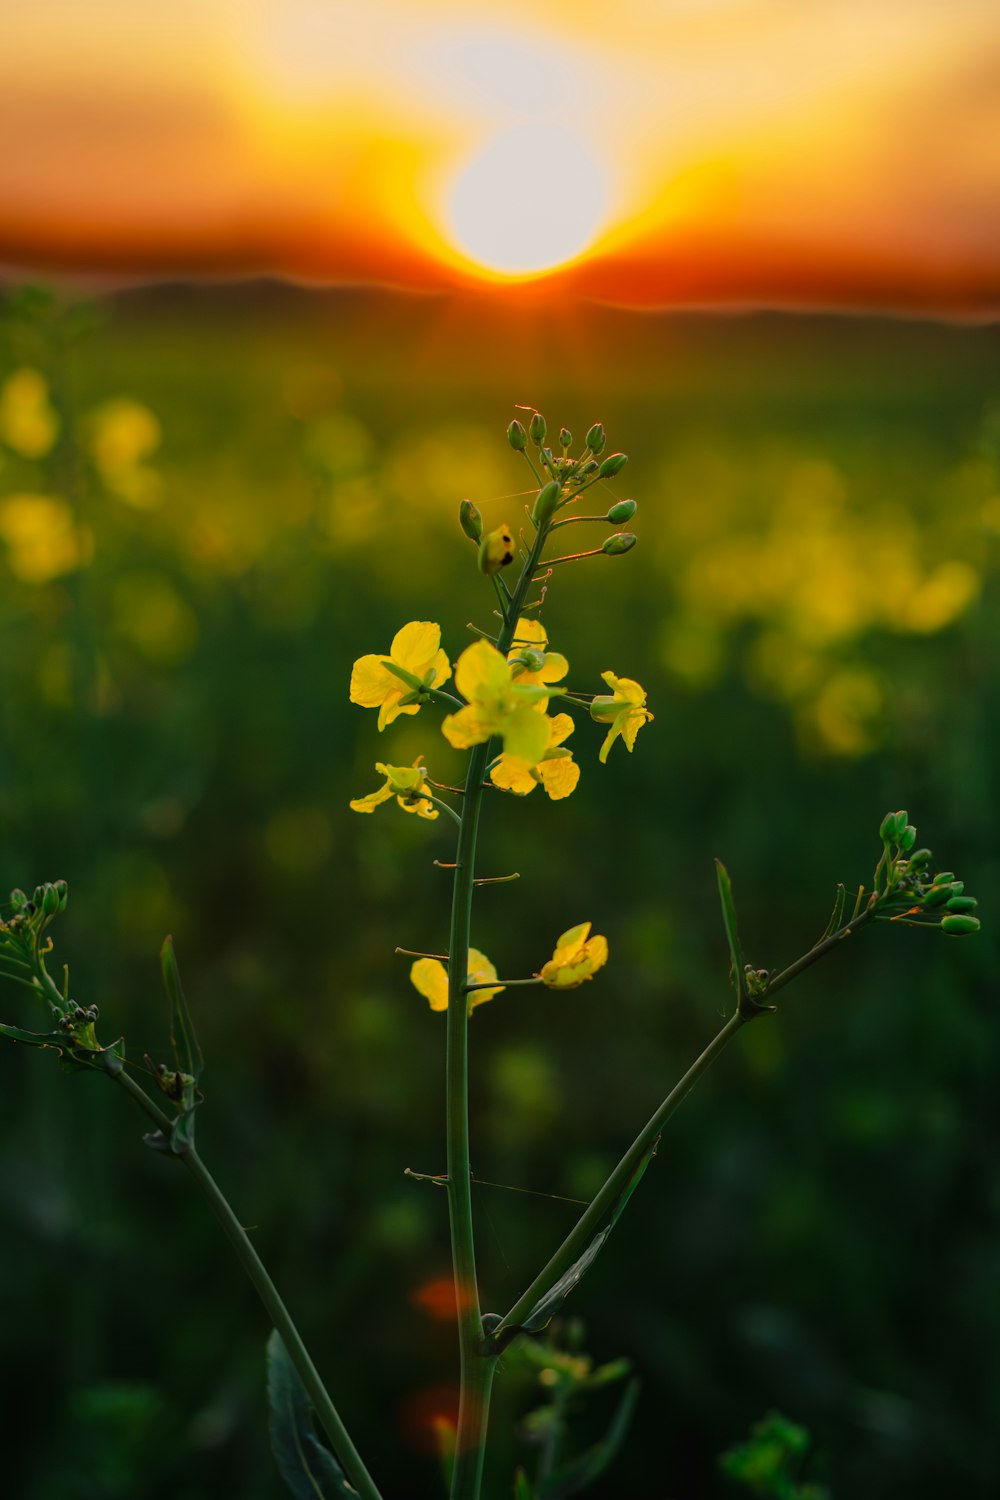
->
0, 410, 981, 1500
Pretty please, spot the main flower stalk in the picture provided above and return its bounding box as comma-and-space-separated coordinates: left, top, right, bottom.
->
446, 519, 550, 1500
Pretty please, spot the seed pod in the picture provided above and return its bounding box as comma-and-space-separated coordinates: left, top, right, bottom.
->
459, 499, 483, 542
602, 532, 637, 556
559, 427, 572, 452
606, 499, 637, 524
585, 422, 606, 455
531, 479, 563, 527
598, 452, 628, 479
941, 913, 981, 935
945, 895, 978, 912
478, 523, 516, 575
507, 419, 527, 451
529, 411, 547, 447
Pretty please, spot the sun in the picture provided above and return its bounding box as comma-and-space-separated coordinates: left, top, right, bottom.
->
444, 124, 608, 278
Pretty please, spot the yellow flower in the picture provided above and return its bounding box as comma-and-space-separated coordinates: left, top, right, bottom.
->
410, 949, 505, 1013
349, 759, 438, 820
590, 672, 653, 763
539, 922, 609, 989
507, 617, 569, 689
490, 712, 580, 800
0, 368, 59, 458
350, 621, 451, 731
442, 639, 557, 766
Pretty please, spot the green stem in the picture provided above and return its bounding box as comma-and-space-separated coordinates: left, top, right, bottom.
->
446, 517, 552, 1500
113, 1071, 383, 1500
465, 978, 543, 992
491, 1010, 746, 1343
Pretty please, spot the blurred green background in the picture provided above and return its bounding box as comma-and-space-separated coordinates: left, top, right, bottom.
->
0, 284, 998, 1499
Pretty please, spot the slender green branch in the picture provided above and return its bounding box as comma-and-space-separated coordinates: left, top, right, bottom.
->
548, 515, 609, 529
425, 687, 465, 711
418, 793, 463, 829
446, 512, 552, 1500
764, 905, 875, 1000
490, 1010, 746, 1344
113, 1071, 383, 1500
535, 548, 603, 570
464, 977, 543, 992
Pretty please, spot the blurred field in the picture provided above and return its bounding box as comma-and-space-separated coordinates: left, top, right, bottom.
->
0, 283, 998, 1500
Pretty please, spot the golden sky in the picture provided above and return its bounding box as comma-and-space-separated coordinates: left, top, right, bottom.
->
2, 0, 998, 312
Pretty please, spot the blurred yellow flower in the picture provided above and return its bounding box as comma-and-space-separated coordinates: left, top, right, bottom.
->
590, 672, 653, 763
0, 494, 92, 584
490, 712, 579, 799
539, 922, 609, 989
87, 398, 163, 508
410, 949, 504, 1013
442, 639, 556, 765
350, 621, 451, 731
507, 616, 568, 688
350, 759, 438, 820
0, 368, 59, 458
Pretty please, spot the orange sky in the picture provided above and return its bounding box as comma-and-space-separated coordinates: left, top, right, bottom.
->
2, 0, 999, 314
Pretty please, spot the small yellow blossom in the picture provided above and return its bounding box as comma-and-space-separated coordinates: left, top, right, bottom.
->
410, 949, 505, 1013
349, 760, 438, 820
590, 672, 653, 763
539, 922, 609, 989
490, 712, 580, 800
0, 368, 59, 458
442, 639, 557, 766
350, 621, 451, 731
0, 494, 92, 584
507, 617, 568, 689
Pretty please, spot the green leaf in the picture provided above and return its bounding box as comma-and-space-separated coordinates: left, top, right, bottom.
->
515, 1142, 657, 1338
161, 937, 203, 1084
266, 1331, 356, 1499
715, 859, 745, 1002
514, 1470, 537, 1500
538, 1378, 640, 1500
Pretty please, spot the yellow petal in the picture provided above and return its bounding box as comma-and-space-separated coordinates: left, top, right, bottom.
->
502, 707, 552, 765
598, 723, 619, 765
538, 652, 569, 684
602, 671, 646, 706
511, 617, 548, 650
392, 620, 442, 672
538, 755, 579, 800
442, 703, 495, 749
428, 647, 452, 687
556, 921, 592, 952
455, 639, 511, 703
378, 690, 419, 731
350, 653, 398, 707
467, 947, 505, 1009
490, 756, 538, 796
348, 782, 394, 813
620, 707, 653, 752
547, 713, 575, 748
411, 958, 449, 1011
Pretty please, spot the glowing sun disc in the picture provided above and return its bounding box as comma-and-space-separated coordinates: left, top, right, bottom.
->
445, 124, 608, 277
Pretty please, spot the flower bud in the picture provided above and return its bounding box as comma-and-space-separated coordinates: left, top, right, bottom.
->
602, 532, 637, 556
478, 523, 516, 575
899, 824, 917, 851
459, 499, 483, 542
585, 422, 606, 455
941, 913, 981, 935
559, 427, 572, 452
879, 810, 907, 843
945, 895, 978, 912
507, 419, 527, 451
529, 411, 547, 447
512, 647, 547, 673
598, 452, 628, 479
606, 499, 637, 524
589, 695, 618, 724
41, 884, 61, 918
908, 848, 932, 870
531, 479, 562, 527
579, 460, 599, 477
923, 882, 961, 907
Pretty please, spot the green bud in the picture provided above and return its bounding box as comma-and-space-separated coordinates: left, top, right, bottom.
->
940, 913, 981, 935
529, 411, 547, 447
923, 882, 961, 908
507, 419, 527, 452
932, 870, 955, 885
908, 848, 932, 870
41, 884, 61, 918
899, 824, 917, 851
512, 647, 547, 673
585, 422, 606, 455
880, 810, 907, 843
598, 452, 628, 479
478, 523, 516, 576
606, 499, 637, 524
459, 499, 483, 543
602, 532, 637, 556
589, 695, 618, 724
531, 479, 562, 527
945, 895, 978, 912
559, 427, 572, 452
579, 460, 599, 477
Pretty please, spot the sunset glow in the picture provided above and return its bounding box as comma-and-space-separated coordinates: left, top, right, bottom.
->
0, 1, 998, 312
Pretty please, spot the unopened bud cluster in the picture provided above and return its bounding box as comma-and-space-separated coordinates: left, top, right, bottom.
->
875, 810, 980, 934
